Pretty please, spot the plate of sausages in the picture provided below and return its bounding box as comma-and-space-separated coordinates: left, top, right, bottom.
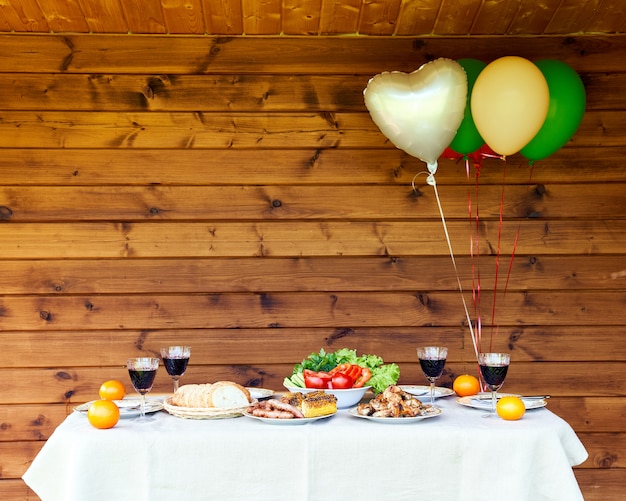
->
243, 400, 335, 425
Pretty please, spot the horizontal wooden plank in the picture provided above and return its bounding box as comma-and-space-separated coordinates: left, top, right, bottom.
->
1, 183, 625, 221
0, 255, 622, 294
1, 362, 625, 404
548, 398, 626, 433
576, 432, 626, 469
0, 110, 620, 149
2, 324, 625, 368
0, 220, 624, 257
0, 290, 624, 330
0, 404, 69, 442
0, 74, 370, 112
0, 479, 39, 501
0, 34, 624, 74
2, 147, 626, 185
0, 111, 378, 149
576, 469, 626, 501
0, 71, 619, 112
0, 441, 44, 479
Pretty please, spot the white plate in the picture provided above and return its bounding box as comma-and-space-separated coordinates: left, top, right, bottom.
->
347, 406, 442, 423
399, 385, 455, 399
74, 399, 164, 418
457, 394, 548, 410
242, 408, 335, 425
246, 387, 274, 400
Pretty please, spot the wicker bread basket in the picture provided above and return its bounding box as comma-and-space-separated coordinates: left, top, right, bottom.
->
163, 396, 255, 419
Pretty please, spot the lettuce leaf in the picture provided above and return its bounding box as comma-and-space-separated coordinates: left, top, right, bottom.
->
365, 362, 401, 394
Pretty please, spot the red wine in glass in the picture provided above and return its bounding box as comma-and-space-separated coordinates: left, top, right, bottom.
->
479, 364, 509, 390
420, 359, 447, 379
160, 346, 191, 392
478, 352, 511, 414
163, 358, 189, 378
417, 346, 448, 405
128, 368, 158, 394
126, 357, 159, 422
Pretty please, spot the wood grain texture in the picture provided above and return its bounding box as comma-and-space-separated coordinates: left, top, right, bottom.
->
0, 220, 624, 258
575, 469, 626, 500
0, 255, 622, 293
0, 110, 621, 148
0, 35, 626, 74
0, 0, 621, 37
0, 71, 622, 112
1, 183, 625, 220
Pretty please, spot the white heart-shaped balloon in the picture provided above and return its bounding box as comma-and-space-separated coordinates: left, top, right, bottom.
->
364, 58, 468, 168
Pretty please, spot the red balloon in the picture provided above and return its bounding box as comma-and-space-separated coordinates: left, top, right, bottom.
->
442, 147, 464, 160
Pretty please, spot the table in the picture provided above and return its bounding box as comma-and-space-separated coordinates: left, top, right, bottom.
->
23, 395, 587, 501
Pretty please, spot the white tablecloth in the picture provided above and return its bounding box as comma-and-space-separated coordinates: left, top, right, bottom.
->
23, 396, 587, 501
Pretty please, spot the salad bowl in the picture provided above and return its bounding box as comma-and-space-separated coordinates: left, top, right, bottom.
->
283, 384, 370, 409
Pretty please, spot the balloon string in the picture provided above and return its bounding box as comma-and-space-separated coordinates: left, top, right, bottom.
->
467, 158, 482, 354
414, 164, 480, 362
502, 163, 535, 296
489, 163, 507, 350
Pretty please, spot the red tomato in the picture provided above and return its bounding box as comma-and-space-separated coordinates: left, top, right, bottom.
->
304, 370, 332, 389
353, 367, 372, 387
345, 364, 363, 380
328, 363, 351, 376
331, 372, 354, 389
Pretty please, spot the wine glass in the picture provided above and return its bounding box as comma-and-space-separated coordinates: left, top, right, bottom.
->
126, 357, 159, 422
160, 346, 191, 392
417, 346, 448, 405
478, 352, 511, 414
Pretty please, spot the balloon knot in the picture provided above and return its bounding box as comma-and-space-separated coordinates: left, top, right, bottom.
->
426, 162, 438, 186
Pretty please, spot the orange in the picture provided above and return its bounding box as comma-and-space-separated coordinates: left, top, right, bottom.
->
87, 399, 120, 429
453, 374, 481, 397
496, 396, 526, 420
99, 380, 126, 401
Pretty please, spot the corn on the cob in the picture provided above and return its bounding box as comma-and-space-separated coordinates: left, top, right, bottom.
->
300, 391, 337, 418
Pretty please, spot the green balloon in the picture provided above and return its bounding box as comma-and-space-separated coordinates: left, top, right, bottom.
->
521, 60, 586, 162
448, 58, 487, 154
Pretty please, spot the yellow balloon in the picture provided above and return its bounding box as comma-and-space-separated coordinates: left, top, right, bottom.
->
470, 56, 549, 156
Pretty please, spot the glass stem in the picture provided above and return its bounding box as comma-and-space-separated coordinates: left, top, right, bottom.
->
139, 393, 146, 419
430, 381, 435, 405
173, 378, 179, 392
492, 390, 498, 413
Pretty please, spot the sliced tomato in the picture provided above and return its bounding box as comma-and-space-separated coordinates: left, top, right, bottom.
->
345, 364, 363, 380
330, 372, 354, 389
328, 363, 351, 376
304, 370, 332, 389
353, 367, 372, 387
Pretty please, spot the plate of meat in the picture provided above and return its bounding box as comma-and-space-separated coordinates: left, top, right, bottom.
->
348, 406, 441, 423
243, 392, 337, 424
349, 384, 443, 423
242, 408, 335, 425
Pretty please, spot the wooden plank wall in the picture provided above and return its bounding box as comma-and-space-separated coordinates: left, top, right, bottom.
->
0, 34, 625, 499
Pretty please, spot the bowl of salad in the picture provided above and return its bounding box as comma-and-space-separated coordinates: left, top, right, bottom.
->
283, 348, 400, 409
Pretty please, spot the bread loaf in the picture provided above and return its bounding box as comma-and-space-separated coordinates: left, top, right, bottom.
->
171, 381, 251, 409
206, 381, 251, 408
